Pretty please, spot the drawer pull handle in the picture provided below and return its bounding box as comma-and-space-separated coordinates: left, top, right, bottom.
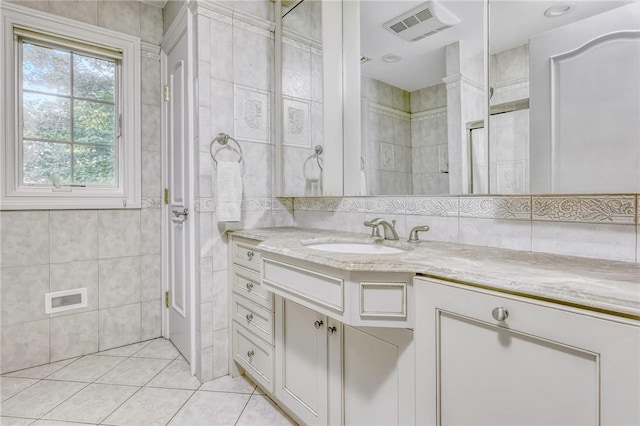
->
246, 313, 254, 322
247, 250, 254, 260
314, 320, 324, 329
328, 326, 337, 335
247, 350, 255, 358
492, 307, 509, 322
246, 282, 254, 291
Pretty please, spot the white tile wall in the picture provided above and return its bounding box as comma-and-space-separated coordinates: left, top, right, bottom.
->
0, 0, 163, 374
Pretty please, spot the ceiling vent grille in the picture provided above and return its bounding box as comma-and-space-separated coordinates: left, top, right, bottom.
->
383, 1, 459, 42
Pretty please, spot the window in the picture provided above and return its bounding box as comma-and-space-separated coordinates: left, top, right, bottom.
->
1, 3, 141, 209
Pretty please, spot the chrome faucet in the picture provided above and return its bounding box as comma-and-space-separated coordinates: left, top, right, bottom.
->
363, 218, 399, 240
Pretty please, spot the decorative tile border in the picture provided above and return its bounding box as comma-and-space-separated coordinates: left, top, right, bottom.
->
142, 198, 162, 209
459, 196, 531, 220
293, 197, 365, 212
365, 197, 406, 214
195, 198, 216, 213
273, 198, 293, 212
532, 195, 636, 225
405, 197, 458, 217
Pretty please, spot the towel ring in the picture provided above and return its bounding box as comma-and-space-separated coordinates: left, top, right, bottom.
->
303, 145, 324, 180
210, 133, 243, 167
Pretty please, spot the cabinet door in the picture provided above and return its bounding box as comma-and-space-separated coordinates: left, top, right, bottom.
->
343, 326, 414, 426
415, 278, 640, 426
275, 297, 328, 425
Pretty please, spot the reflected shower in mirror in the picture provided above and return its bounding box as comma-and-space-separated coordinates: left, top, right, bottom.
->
280, 0, 325, 196
359, 0, 486, 195
486, 0, 640, 194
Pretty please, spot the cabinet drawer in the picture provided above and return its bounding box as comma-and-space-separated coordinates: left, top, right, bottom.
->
232, 266, 272, 310
263, 258, 344, 313
232, 238, 261, 272
232, 321, 274, 394
232, 293, 274, 345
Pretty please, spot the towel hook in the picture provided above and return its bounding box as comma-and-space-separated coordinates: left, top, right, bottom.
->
210, 133, 243, 167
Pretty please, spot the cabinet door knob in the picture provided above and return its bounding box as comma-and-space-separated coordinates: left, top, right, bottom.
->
247, 250, 254, 260
246, 282, 254, 291
492, 307, 509, 322
314, 320, 324, 329
328, 326, 337, 335
246, 313, 254, 322
247, 350, 255, 358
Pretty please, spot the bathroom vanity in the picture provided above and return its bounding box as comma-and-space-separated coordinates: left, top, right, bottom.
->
228, 228, 640, 425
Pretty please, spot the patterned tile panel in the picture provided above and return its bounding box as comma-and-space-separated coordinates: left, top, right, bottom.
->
405, 197, 459, 217
532, 195, 636, 225
459, 196, 531, 220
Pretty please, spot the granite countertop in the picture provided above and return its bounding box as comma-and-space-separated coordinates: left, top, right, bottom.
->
232, 227, 640, 318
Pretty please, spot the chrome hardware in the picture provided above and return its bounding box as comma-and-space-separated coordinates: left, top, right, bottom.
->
328, 326, 337, 335
246, 313, 254, 322
246, 282, 254, 291
172, 208, 189, 220
363, 218, 399, 240
314, 320, 324, 329
408, 225, 430, 242
247, 250, 254, 260
364, 220, 382, 238
210, 133, 243, 167
247, 350, 255, 358
492, 307, 509, 322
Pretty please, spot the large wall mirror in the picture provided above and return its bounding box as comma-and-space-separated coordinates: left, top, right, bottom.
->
276, 0, 344, 197
340, 0, 640, 196
276, 0, 640, 197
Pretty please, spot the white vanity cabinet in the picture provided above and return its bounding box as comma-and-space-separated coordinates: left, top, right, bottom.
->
414, 277, 640, 425
274, 296, 415, 426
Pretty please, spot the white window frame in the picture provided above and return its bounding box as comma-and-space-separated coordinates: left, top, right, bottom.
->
0, 3, 141, 209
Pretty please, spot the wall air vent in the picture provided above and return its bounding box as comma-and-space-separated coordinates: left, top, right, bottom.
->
383, 1, 460, 42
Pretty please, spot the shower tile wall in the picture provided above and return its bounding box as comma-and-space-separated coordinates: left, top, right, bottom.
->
361, 77, 412, 194
0, 0, 164, 374
410, 84, 449, 195
192, 1, 293, 382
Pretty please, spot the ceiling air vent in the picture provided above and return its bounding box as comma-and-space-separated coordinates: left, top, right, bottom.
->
383, 1, 460, 42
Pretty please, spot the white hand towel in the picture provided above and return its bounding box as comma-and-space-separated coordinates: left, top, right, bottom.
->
360, 170, 367, 196
217, 161, 242, 222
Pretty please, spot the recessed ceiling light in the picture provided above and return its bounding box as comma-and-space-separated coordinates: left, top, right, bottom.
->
382, 54, 402, 63
544, 2, 575, 17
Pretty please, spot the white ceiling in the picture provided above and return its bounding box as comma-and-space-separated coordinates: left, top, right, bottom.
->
360, 0, 634, 92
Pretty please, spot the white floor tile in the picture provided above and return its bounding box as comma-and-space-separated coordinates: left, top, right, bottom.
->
101, 387, 193, 426
95, 340, 152, 357
47, 356, 124, 383
146, 359, 200, 390
0, 380, 86, 418
199, 375, 256, 394
1, 377, 39, 402
236, 395, 297, 426
95, 358, 171, 387
2, 359, 78, 380
41, 383, 138, 424
168, 391, 250, 426
132, 339, 180, 360
0, 417, 35, 426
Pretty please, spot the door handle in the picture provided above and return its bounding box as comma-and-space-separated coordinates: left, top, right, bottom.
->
171, 208, 189, 222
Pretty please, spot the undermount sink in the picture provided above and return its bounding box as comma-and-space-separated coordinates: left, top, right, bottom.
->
304, 242, 407, 254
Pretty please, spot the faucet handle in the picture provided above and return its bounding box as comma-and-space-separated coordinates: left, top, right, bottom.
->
408, 225, 430, 242
363, 220, 382, 238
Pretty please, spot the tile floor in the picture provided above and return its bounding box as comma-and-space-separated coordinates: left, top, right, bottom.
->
0, 338, 296, 426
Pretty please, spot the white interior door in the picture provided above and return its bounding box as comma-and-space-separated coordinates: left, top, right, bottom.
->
165, 32, 191, 362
